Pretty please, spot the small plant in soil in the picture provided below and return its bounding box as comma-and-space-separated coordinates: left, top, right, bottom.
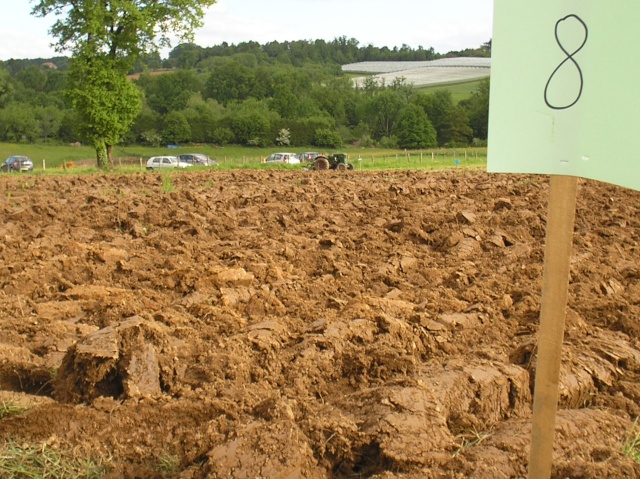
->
452, 427, 492, 458
622, 418, 640, 463
0, 401, 29, 419
162, 176, 174, 193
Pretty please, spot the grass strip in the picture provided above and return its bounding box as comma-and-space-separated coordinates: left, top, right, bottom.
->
0, 440, 108, 479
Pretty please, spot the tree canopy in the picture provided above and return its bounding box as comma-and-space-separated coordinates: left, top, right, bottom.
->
32, 0, 217, 168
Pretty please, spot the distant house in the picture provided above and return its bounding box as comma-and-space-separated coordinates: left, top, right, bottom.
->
41, 62, 58, 70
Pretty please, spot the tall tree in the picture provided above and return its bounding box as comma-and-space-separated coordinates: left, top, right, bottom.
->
460, 78, 490, 141
415, 90, 472, 146
32, 0, 216, 169
67, 52, 142, 163
365, 90, 405, 139
393, 104, 437, 149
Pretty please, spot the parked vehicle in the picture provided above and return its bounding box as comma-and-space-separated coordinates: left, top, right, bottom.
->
295, 152, 322, 162
1, 156, 34, 173
265, 152, 300, 164
176, 153, 218, 166
146, 156, 191, 171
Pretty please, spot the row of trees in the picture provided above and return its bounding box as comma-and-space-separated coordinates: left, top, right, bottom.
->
1, 38, 490, 76
0, 57, 490, 150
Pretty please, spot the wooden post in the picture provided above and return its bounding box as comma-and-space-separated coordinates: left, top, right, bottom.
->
527, 175, 578, 479
42, 159, 46, 170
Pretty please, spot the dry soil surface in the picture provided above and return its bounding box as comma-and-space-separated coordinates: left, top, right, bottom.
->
1, 169, 640, 479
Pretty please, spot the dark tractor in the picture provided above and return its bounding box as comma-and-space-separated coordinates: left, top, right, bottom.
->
312, 153, 354, 171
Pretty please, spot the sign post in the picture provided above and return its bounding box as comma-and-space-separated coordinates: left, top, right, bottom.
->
527, 175, 577, 479
489, 2, 640, 477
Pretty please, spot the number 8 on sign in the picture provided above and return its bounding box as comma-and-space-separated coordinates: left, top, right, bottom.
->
544, 14, 588, 110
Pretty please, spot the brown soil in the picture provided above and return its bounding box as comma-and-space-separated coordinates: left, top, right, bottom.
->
1, 169, 639, 479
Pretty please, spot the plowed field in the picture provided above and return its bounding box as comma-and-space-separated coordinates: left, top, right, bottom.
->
1, 169, 639, 478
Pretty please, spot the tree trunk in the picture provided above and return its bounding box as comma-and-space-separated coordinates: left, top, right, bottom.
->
106, 144, 113, 167
95, 139, 109, 169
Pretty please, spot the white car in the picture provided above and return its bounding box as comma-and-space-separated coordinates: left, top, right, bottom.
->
146, 156, 191, 170
265, 152, 300, 164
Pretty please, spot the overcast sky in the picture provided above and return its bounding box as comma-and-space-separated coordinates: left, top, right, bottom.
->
1, 0, 493, 61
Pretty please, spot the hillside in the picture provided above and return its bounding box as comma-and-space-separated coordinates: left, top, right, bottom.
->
343, 57, 491, 88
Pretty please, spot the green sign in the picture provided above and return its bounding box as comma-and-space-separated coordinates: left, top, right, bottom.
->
488, 1, 640, 191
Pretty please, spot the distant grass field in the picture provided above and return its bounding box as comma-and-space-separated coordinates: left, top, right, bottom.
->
416, 78, 486, 103
0, 143, 487, 174
342, 74, 485, 103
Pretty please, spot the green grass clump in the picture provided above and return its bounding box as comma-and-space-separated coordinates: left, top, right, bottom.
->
157, 454, 180, 477
622, 418, 640, 463
161, 175, 175, 193
0, 440, 108, 478
0, 401, 29, 419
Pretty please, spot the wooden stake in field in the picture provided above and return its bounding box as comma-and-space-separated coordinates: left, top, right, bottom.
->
527, 175, 577, 479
